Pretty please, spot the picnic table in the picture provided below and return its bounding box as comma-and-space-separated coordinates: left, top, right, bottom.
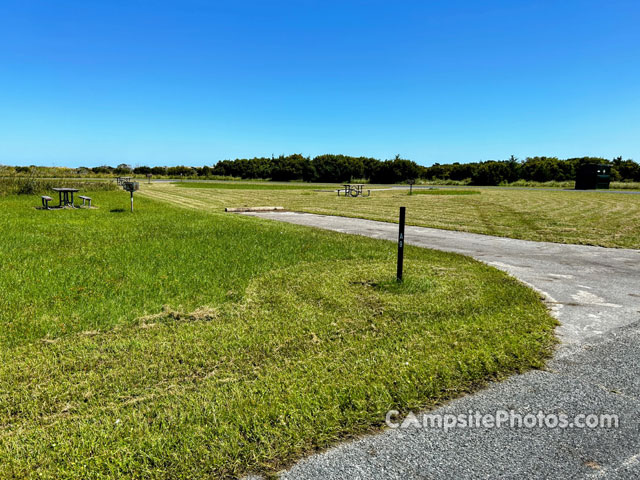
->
52, 187, 79, 208
338, 184, 370, 197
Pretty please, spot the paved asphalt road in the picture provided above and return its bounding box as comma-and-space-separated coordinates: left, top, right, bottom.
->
240, 211, 640, 480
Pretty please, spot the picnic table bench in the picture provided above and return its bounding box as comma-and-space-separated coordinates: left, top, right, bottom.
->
41, 195, 52, 209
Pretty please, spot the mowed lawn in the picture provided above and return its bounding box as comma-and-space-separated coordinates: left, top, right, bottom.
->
146, 182, 640, 249
0, 192, 556, 479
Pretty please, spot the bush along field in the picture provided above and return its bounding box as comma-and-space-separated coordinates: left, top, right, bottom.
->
0, 191, 557, 478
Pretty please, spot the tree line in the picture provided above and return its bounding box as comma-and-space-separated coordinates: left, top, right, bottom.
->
209, 154, 423, 183
6, 155, 639, 185
426, 156, 640, 185
207, 154, 640, 184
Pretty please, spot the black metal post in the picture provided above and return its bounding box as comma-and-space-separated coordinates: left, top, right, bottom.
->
397, 207, 405, 282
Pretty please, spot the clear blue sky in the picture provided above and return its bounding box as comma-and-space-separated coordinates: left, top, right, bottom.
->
1, 0, 639, 168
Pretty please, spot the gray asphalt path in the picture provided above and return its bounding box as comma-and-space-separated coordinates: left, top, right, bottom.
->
240, 211, 640, 480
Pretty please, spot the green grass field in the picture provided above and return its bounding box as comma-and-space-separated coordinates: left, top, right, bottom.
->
409, 189, 481, 195
0, 191, 556, 479
146, 183, 640, 249
175, 181, 324, 190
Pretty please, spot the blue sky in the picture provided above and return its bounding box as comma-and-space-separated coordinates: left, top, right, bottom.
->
1, 0, 639, 168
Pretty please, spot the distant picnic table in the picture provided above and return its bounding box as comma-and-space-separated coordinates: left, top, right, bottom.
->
338, 184, 370, 197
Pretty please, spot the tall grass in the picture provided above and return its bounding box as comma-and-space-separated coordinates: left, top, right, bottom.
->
610, 181, 640, 190
0, 175, 117, 196
0, 165, 243, 181
504, 179, 574, 188
417, 178, 471, 186
418, 179, 640, 190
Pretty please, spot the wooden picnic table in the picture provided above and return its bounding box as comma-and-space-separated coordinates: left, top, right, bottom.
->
52, 187, 80, 208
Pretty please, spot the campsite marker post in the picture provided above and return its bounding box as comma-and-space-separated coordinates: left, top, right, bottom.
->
397, 207, 405, 282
